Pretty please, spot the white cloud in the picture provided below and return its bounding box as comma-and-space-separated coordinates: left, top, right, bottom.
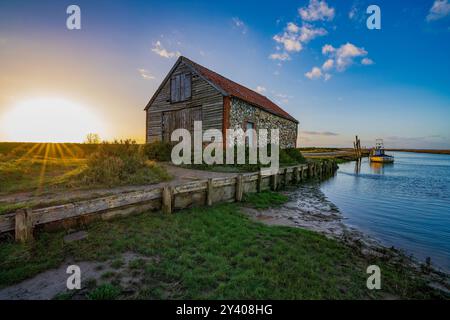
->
269, 52, 291, 61
324, 73, 332, 81
348, 6, 357, 19
232, 17, 248, 34
305, 66, 323, 79
271, 21, 328, 62
426, 0, 450, 21
299, 0, 335, 22
322, 58, 334, 70
298, 24, 328, 43
322, 44, 335, 55
255, 86, 266, 94
286, 22, 300, 33
138, 68, 155, 80
323, 42, 368, 71
273, 33, 303, 52
361, 58, 374, 65
151, 41, 181, 59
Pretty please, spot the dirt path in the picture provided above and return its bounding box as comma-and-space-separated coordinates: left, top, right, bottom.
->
0, 252, 151, 300
0, 164, 238, 211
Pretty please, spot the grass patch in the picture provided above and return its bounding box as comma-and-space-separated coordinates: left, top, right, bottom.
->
243, 191, 289, 209
0, 203, 444, 299
87, 284, 121, 300
0, 142, 170, 195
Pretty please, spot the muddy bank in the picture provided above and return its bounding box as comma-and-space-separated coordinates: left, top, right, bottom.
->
243, 182, 450, 295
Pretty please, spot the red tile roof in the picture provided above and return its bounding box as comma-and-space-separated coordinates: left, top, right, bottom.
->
183, 57, 298, 123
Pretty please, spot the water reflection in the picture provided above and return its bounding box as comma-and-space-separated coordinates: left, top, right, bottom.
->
320, 151, 450, 271
354, 158, 362, 174
369, 162, 394, 174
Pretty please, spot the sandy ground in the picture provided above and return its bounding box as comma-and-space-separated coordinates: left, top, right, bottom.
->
0, 252, 154, 300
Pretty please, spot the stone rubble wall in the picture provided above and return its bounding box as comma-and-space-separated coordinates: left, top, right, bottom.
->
229, 98, 298, 148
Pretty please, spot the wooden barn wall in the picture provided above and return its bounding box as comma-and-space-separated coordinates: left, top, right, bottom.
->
146, 62, 224, 143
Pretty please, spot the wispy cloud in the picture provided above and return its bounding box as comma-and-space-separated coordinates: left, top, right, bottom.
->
361, 57, 374, 65
137, 68, 155, 80
232, 17, 247, 34
302, 130, 339, 136
255, 86, 266, 94
269, 52, 290, 61
426, 0, 450, 21
151, 40, 181, 59
299, 0, 335, 22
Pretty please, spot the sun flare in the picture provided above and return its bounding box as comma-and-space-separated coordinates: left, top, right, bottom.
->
0, 98, 106, 143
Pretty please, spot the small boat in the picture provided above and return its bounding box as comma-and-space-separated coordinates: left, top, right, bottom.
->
370, 139, 394, 163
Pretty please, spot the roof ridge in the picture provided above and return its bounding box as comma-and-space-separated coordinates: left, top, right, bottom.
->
182, 56, 270, 100
181, 56, 298, 123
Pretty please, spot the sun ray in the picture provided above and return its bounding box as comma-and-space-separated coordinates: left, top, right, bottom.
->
60, 143, 77, 159
32, 143, 47, 162
55, 143, 69, 166
16, 143, 41, 162
70, 143, 86, 158
37, 143, 50, 194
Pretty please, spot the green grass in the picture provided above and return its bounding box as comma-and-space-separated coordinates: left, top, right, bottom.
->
0, 203, 443, 299
87, 284, 121, 300
0, 142, 170, 197
243, 191, 289, 209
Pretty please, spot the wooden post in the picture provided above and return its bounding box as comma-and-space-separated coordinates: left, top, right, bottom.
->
162, 186, 172, 214
206, 178, 213, 206
271, 172, 278, 191
235, 175, 244, 202
15, 209, 33, 243
293, 167, 299, 184
257, 172, 262, 193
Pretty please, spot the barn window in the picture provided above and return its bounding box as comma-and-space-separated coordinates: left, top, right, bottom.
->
245, 121, 256, 147
170, 73, 191, 103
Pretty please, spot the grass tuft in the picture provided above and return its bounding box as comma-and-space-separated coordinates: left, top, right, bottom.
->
243, 191, 289, 209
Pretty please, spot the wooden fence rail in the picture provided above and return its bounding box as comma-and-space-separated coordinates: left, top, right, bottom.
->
0, 160, 337, 242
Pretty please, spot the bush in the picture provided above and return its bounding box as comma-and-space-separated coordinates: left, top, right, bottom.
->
79, 140, 170, 187
283, 148, 306, 164
144, 141, 172, 161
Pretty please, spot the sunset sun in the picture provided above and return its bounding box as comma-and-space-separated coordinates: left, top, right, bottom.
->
0, 98, 105, 143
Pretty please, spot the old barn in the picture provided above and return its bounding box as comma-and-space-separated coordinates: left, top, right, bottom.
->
144, 56, 298, 148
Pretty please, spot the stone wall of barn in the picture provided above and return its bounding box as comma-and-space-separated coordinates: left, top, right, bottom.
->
229, 98, 298, 148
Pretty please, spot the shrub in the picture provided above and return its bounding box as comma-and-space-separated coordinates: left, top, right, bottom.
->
79, 140, 170, 187
283, 148, 306, 164
144, 141, 172, 161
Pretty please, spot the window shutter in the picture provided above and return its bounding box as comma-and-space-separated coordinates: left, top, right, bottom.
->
171, 77, 177, 102
180, 74, 185, 101
175, 75, 181, 101
184, 73, 191, 99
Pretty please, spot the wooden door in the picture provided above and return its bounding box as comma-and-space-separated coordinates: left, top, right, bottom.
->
162, 107, 202, 142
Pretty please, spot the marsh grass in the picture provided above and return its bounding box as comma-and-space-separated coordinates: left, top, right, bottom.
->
0, 203, 442, 299
243, 191, 289, 209
0, 142, 170, 196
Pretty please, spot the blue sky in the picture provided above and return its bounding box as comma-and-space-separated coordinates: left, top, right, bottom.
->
0, 0, 449, 147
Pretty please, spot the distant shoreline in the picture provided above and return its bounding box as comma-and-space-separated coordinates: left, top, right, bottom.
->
386, 149, 450, 155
